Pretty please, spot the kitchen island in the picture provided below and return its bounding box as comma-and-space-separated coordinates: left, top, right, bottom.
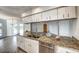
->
17, 34, 79, 53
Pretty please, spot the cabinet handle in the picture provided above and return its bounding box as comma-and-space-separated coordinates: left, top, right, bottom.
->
63, 14, 64, 18
68, 13, 69, 18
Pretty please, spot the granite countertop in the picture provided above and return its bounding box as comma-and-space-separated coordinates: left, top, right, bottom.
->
18, 34, 79, 50
50, 36, 79, 50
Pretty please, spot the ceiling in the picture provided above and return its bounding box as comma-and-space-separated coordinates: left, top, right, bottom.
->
0, 6, 38, 17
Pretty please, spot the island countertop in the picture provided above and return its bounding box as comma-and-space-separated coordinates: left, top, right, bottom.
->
18, 35, 79, 50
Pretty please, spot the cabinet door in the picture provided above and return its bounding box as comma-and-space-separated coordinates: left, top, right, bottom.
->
24, 38, 32, 53
55, 46, 79, 53
58, 7, 65, 19
58, 7, 76, 20
67, 7, 76, 18
17, 36, 20, 47
42, 12, 49, 21
30, 39, 39, 53
64, 7, 76, 19
32, 15, 36, 22
24, 17, 30, 23
55, 46, 69, 53
49, 9, 57, 20
23, 17, 27, 23
28, 16, 32, 23
36, 13, 42, 22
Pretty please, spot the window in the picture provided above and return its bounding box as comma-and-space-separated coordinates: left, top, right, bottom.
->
19, 24, 23, 35
0, 29, 2, 36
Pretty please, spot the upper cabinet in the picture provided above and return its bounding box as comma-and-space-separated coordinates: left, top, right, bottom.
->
48, 9, 58, 20
23, 6, 77, 23
58, 7, 65, 19
32, 13, 42, 22
41, 9, 58, 21
67, 7, 77, 18
58, 7, 77, 19
23, 16, 32, 23
41, 11, 49, 21
32, 13, 41, 22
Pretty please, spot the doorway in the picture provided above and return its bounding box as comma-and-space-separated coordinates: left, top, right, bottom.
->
43, 23, 48, 33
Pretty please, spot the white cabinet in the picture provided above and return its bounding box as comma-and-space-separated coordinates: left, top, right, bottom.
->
42, 11, 49, 21
32, 15, 36, 22
24, 38, 39, 53
48, 9, 57, 20
23, 6, 76, 23
41, 8, 57, 21
23, 17, 29, 23
27, 16, 32, 23
32, 13, 42, 22
55, 46, 79, 53
35, 13, 42, 22
58, 7, 76, 19
24, 38, 32, 52
17, 36, 39, 53
23, 16, 32, 23
28, 39, 39, 53
58, 7, 66, 19
67, 6, 77, 18
17, 36, 25, 50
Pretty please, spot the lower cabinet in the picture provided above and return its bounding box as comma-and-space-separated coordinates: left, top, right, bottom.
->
17, 36, 39, 53
24, 38, 39, 53
39, 45, 54, 53
55, 46, 79, 53
39, 42, 54, 53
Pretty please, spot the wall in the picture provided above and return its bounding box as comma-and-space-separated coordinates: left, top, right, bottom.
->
31, 20, 74, 37
0, 13, 20, 36
48, 21, 58, 35
72, 7, 79, 40
31, 22, 43, 32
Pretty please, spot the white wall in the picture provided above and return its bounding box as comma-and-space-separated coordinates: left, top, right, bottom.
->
48, 21, 58, 35
32, 23, 43, 32
31, 20, 74, 37
59, 20, 74, 37
72, 7, 79, 40
24, 23, 31, 32
0, 13, 20, 36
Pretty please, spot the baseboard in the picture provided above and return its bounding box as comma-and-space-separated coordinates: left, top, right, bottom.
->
0, 35, 17, 39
